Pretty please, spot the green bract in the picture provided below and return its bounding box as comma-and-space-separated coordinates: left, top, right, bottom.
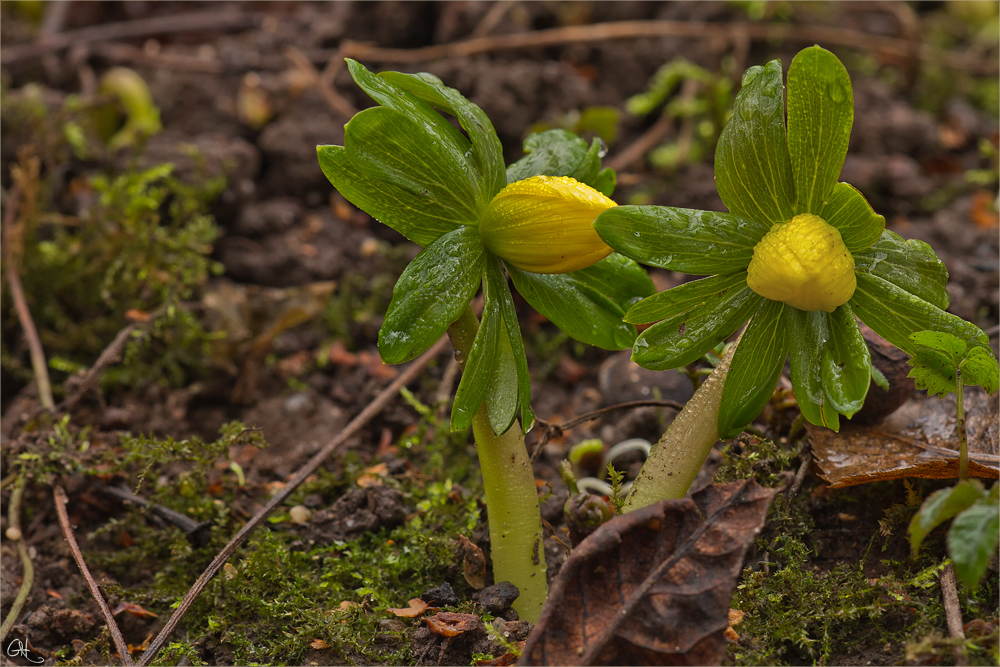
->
318, 60, 653, 435
595, 46, 994, 439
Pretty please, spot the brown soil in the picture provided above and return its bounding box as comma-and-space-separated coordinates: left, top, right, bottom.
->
1, 2, 997, 666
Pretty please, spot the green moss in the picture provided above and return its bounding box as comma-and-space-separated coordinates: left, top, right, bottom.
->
729, 479, 1000, 666
1, 158, 224, 397
67, 410, 485, 665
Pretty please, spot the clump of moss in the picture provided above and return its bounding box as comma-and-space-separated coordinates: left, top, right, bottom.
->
1, 156, 224, 398
75, 409, 485, 665
730, 479, 999, 665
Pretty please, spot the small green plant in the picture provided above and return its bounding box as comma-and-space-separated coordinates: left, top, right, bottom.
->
906, 330, 1000, 588
626, 56, 735, 171
1, 159, 224, 395
593, 46, 997, 509
317, 60, 653, 621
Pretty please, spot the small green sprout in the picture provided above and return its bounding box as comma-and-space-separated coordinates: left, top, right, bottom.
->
594, 45, 996, 508
97, 67, 162, 151
905, 329, 999, 588
317, 60, 653, 621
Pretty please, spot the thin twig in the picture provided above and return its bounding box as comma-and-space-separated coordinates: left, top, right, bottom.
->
60, 322, 142, 410
337, 20, 992, 74
3, 182, 54, 410
530, 398, 685, 463
604, 111, 674, 173
54, 486, 134, 666
0, 474, 34, 643
285, 45, 357, 119
470, 1, 516, 38
90, 41, 225, 73
785, 454, 811, 504
940, 562, 968, 666
2, 8, 261, 64
604, 77, 701, 172
135, 334, 452, 666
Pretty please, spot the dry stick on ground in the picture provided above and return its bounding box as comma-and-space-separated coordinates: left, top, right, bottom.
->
135, 334, 452, 666
60, 322, 143, 411
940, 563, 969, 666
54, 486, 134, 667
337, 20, 992, 74
604, 77, 702, 173
0, 475, 34, 643
530, 398, 685, 463
285, 45, 358, 119
1, 8, 261, 64
2, 183, 55, 411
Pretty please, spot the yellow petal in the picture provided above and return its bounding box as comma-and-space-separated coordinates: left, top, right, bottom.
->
747, 213, 856, 312
479, 175, 616, 274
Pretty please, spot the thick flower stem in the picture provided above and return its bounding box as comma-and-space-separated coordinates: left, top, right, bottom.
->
624, 339, 738, 510
447, 307, 548, 623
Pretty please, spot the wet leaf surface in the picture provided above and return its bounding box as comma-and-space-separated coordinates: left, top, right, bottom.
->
521, 480, 778, 666
810, 386, 999, 488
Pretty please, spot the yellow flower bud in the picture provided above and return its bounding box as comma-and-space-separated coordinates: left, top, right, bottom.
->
747, 213, 856, 313
479, 175, 617, 274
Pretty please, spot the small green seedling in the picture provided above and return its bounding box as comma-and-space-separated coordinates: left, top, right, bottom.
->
594, 45, 997, 509
318, 60, 653, 621
906, 330, 999, 588
626, 56, 735, 171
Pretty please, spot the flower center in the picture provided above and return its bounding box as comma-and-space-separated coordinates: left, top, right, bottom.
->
747, 213, 856, 312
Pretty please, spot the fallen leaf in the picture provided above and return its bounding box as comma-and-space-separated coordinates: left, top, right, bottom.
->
457, 534, 486, 590
811, 387, 999, 488
475, 644, 524, 665
725, 608, 745, 642
309, 638, 331, 649
521, 480, 778, 666
424, 612, 483, 638
387, 598, 429, 618
112, 602, 158, 619
970, 190, 999, 228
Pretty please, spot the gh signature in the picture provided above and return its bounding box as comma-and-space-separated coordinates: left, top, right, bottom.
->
5, 638, 44, 664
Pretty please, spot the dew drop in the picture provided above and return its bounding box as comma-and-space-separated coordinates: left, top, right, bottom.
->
595, 138, 608, 159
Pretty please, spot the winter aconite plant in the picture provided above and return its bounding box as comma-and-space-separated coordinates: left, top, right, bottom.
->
318, 61, 653, 622
594, 46, 997, 508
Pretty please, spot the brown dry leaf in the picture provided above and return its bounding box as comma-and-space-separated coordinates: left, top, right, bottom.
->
810, 387, 999, 488
458, 534, 486, 590
112, 601, 158, 619
309, 638, 331, 650
521, 480, 778, 666
386, 598, 430, 618
357, 462, 389, 488
424, 612, 483, 638
475, 644, 524, 665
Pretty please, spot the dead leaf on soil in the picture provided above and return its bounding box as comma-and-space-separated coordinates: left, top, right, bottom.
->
112, 601, 158, 619
811, 386, 999, 488
387, 598, 430, 618
424, 612, 483, 638
309, 638, 332, 650
458, 534, 486, 590
521, 479, 778, 666
476, 645, 525, 666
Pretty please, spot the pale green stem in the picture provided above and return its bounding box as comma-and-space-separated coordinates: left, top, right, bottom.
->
624, 338, 738, 511
447, 308, 548, 623
956, 367, 968, 482
0, 474, 34, 642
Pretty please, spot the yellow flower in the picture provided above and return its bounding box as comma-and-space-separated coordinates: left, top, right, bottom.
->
747, 213, 856, 313
479, 175, 616, 274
